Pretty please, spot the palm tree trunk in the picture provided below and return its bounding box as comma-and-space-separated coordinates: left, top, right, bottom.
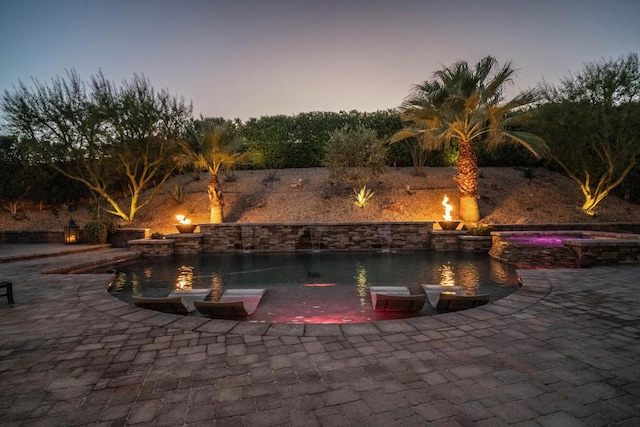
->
207, 173, 224, 223
454, 140, 480, 222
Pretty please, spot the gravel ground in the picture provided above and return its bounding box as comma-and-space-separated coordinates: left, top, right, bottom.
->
2, 167, 639, 235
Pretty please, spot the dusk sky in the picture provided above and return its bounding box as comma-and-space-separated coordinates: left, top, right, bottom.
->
1, 0, 638, 121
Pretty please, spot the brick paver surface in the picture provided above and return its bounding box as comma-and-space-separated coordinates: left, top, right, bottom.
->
1, 245, 639, 425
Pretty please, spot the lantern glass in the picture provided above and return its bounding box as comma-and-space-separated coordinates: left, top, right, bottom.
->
64, 219, 80, 244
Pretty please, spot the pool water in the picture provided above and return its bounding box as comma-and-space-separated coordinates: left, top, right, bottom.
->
109, 251, 518, 324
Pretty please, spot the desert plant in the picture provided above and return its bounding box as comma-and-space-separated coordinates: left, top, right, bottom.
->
166, 183, 186, 204
466, 225, 491, 236
262, 168, 281, 183
353, 185, 375, 208
324, 125, 387, 185
2, 201, 21, 216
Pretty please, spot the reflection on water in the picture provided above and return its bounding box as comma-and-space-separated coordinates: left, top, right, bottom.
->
457, 262, 482, 294
439, 263, 456, 287
176, 266, 194, 290
109, 252, 518, 323
131, 273, 141, 295
490, 258, 518, 285
438, 262, 483, 295
355, 263, 368, 306
210, 273, 223, 301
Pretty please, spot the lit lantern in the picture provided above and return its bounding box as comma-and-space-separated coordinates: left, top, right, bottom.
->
64, 219, 80, 244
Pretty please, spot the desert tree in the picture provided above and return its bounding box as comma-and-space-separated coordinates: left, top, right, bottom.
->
0, 135, 32, 215
1, 70, 192, 221
391, 56, 549, 221
536, 53, 640, 215
174, 118, 253, 223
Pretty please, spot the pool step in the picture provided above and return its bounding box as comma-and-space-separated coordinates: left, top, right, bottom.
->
0, 243, 115, 263
43, 248, 141, 274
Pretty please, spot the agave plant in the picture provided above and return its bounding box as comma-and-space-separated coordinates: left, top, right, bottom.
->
353, 185, 375, 208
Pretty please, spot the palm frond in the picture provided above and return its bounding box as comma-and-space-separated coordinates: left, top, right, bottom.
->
395, 56, 545, 164
389, 129, 419, 143
484, 59, 516, 98
502, 130, 550, 159
174, 122, 252, 175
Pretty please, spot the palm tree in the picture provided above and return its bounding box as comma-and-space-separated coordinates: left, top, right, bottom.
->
175, 120, 251, 223
391, 56, 549, 222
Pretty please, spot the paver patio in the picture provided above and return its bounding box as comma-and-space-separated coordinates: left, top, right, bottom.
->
0, 244, 639, 425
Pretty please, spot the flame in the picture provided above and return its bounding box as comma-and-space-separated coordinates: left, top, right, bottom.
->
176, 215, 191, 225
442, 195, 453, 221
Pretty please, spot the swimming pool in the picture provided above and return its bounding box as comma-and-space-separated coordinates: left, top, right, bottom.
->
109, 251, 518, 323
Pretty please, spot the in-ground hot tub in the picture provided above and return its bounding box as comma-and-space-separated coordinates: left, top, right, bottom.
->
489, 230, 640, 268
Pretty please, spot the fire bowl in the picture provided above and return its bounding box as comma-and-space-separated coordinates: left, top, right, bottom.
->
437, 221, 461, 231
175, 224, 197, 233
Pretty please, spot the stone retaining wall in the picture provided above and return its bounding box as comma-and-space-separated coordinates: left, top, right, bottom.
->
489, 230, 640, 268
490, 223, 640, 234
488, 239, 579, 268
199, 222, 434, 252
568, 239, 640, 266
459, 235, 493, 252
166, 233, 204, 255
127, 239, 175, 256
430, 230, 467, 251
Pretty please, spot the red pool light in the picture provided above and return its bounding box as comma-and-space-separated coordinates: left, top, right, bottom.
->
303, 283, 337, 287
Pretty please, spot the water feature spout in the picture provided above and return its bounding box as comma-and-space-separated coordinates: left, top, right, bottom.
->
240, 227, 254, 252
309, 225, 325, 252
377, 224, 392, 252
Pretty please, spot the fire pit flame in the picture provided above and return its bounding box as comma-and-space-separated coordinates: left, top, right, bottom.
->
442, 195, 453, 221
438, 195, 460, 230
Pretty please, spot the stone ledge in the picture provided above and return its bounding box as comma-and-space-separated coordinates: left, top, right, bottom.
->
127, 238, 175, 256
127, 238, 176, 244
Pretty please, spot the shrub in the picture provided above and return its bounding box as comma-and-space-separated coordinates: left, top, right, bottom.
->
242, 110, 406, 169
324, 126, 387, 185
466, 225, 491, 236
82, 219, 115, 244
